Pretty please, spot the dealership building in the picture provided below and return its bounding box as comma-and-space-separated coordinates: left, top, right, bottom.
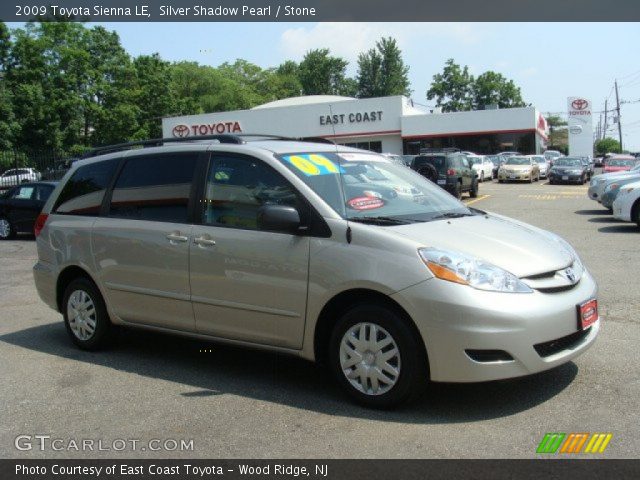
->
162, 95, 549, 155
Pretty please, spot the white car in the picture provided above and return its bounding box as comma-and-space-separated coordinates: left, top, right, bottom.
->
612, 179, 640, 227
468, 155, 494, 182
588, 163, 640, 202
529, 155, 549, 178
0, 168, 41, 187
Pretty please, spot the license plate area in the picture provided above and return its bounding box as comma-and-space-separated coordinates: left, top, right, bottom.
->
577, 299, 598, 330
562, 175, 569, 180
437, 179, 446, 185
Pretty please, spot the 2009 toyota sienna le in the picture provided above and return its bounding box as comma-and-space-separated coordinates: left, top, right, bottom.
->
33, 135, 600, 408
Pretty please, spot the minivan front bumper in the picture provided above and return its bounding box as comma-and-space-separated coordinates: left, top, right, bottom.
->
391, 271, 599, 383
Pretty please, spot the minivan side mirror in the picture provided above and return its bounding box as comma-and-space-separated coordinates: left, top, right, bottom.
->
257, 205, 301, 234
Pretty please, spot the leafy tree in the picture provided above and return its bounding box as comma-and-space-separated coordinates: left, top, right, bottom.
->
595, 137, 622, 155
0, 22, 10, 69
0, 22, 18, 149
427, 59, 474, 112
357, 37, 411, 98
472, 71, 526, 109
298, 49, 352, 96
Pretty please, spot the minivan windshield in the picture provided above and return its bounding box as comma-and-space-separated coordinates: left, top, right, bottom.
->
277, 151, 473, 223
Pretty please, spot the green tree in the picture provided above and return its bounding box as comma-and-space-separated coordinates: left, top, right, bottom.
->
0, 22, 18, 150
472, 71, 526, 109
298, 49, 352, 96
595, 137, 622, 155
357, 37, 411, 98
0, 22, 10, 68
427, 59, 474, 112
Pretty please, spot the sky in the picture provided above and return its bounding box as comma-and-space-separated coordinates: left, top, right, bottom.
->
10, 21, 640, 150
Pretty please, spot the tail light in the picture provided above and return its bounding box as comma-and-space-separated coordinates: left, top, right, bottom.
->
447, 169, 455, 175
34, 213, 48, 237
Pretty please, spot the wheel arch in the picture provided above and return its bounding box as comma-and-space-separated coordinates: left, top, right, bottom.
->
312, 288, 429, 372
56, 265, 100, 313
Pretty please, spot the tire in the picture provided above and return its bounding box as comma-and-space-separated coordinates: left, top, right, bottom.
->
453, 181, 462, 199
417, 164, 439, 183
62, 277, 117, 350
470, 179, 478, 198
328, 303, 428, 408
0, 217, 15, 240
529, 175, 533, 183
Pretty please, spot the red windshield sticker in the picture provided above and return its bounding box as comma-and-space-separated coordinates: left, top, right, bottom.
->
347, 196, 385, 210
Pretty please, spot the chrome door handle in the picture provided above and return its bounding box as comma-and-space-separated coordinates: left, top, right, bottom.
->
193, 235, 216, 246
166, 232, 189, 243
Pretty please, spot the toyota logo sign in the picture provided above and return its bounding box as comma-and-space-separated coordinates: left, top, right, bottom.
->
571, 99, 589, 111
172, 124, 190, 138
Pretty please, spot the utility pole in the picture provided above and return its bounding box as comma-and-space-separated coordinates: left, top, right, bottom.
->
603, 99, 608, 139
615, 80, 623, 150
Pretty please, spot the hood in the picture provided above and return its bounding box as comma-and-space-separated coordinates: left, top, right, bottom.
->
502, 164, 532, 171
604, 166, 630, 173
388, 214, 574, 278
552, 165, 583, 172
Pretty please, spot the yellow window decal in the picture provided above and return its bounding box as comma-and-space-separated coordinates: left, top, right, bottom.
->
283, 154, 341, 176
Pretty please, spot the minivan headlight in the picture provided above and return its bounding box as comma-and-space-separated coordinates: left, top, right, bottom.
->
418, 248, 533, 293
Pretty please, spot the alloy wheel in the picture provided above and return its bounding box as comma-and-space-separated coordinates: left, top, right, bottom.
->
0, 219, 11, 238
67, 290, 97, 341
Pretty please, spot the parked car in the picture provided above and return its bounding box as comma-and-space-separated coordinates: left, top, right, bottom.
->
498, 156, 540, 183
580, 157, 594, 180
0, 181, 57, 239
548, 157, 589, 184
599, 173, 640, 211
381, 153, 410, 167
588, 162, 640, 202
612, 179, 640, 227
487, 155, 502, 179
498, 151, 520, 159
603, 154, 638, 174
468, 154, 494, 182
594, 156, 605, 167
411, 151, 478, 199
529, 155, 549, 179
32, 135, 599, 408
544, 150, 563, 165
0, 168, 41, 187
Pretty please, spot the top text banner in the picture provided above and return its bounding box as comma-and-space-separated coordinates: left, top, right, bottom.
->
2, 0, 640, 22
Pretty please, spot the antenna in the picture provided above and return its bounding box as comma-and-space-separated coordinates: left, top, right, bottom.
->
328, 104, 351, 243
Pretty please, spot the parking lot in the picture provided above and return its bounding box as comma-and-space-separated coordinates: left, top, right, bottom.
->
0, 178, 638, 459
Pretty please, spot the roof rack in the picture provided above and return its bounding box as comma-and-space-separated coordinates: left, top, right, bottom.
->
81, 134, 336, 158
419, 147, 460, 154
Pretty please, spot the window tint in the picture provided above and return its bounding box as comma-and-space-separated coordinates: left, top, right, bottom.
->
53, 160, 118, 216
34, 185, 54, 201
13, 186, 35, 199
109, 154, 198, 223
203, 155, 302, 230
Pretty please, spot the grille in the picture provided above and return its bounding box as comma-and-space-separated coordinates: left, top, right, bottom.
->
533, 328, 591, 358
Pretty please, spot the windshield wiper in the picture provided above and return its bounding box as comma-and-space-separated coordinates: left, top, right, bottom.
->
347, 216, 412, 225
430, 212, 475, 221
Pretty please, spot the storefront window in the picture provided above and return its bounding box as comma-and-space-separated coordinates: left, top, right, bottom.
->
340, 141, 383, 153
403, 132, 537, 155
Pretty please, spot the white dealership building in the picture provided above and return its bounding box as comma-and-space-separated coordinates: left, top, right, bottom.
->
162, 95, 549, 155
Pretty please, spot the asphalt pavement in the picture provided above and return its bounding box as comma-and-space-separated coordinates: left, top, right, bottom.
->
0, 178, 638, 459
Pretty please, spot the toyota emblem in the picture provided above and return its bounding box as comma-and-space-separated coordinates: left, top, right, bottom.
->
172, 124, 190, 138
564, 267, 576, 284
571, 99, 589, 111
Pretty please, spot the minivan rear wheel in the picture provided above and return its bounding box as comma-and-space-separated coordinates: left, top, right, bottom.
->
63, 277, 116, 350
329, 303, 428, 408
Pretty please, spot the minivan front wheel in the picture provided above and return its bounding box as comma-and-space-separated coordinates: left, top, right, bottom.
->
63, 277, 116, 350
329, 304, 428, 408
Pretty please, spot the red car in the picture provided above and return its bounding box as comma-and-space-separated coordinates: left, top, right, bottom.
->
603, 154, 638, 173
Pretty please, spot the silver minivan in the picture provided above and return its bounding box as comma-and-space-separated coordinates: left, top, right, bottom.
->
33, 136, 600, 408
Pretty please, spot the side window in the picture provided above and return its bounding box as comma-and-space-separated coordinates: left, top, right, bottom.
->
53, 160, 118, 216
13, 186, 35, 199
109, 153, 198, 223
203, 155, 303, 231
34, 185, 54, 201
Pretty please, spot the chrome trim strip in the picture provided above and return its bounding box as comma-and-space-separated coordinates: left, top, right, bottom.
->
190, 295, 300, 318
104, 282, 190, 302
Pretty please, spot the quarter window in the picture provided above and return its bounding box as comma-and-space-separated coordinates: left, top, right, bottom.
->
109, 153, 198, 223
13, 186, 34, 199
202, 155, 303, 230
53, 160, 118, 216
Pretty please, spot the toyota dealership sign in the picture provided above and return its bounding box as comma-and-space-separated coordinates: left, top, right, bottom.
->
567, 97, 593, 158
170, 121, 242, 137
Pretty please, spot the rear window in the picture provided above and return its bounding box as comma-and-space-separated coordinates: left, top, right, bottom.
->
53, 159, 119, 216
